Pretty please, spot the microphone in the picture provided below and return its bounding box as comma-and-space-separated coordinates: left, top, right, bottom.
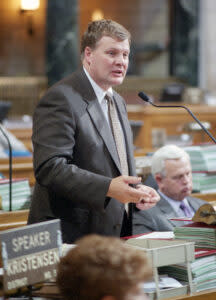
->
0, 124, 13, 211
138, 91, 216, 144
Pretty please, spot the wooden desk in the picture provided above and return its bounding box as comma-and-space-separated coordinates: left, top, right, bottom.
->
128, 103, 216, 149
0, 209, 29, 231
0, 156, 35, 186
192, 192, 216, 202
32, 283, 216, 300
9, 127, 32, 152
134, 148, 154, 156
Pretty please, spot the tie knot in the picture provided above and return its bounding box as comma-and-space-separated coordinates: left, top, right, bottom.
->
180, 201, 193, 218
105, 93, 113, 103
180, 202, 187, 210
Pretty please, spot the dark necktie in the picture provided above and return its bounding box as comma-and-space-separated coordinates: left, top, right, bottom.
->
105, 94, 129, 176
180, 201, 193, 218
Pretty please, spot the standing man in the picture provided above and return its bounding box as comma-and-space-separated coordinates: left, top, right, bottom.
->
133, 145, 206, 234
28, 19, 159, 243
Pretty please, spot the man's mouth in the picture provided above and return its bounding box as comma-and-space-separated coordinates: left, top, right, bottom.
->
182, 187, 190, 193
112, 70, 123, 76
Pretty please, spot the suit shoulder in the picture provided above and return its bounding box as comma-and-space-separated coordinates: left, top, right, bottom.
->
188, 196, 207, 205
37, 70, 88, 107
113, 90, 126, 103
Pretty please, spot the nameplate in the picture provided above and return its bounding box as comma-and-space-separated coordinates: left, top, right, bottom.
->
0, 219, 62, 292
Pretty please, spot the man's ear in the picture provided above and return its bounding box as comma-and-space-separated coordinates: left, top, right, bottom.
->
155, 173, 162, 185
84, 46, 92, 64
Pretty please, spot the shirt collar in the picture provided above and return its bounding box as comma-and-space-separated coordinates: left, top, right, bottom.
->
158, 190, 189, 213
83, 67, 113, 104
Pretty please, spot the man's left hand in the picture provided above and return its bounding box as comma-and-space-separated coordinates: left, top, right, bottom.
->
135, 185, 160, 210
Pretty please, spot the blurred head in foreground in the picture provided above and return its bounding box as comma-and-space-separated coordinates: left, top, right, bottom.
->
57, 234, 152, 300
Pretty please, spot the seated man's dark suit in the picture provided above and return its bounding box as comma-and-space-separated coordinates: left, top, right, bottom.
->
133, 194, 206, 234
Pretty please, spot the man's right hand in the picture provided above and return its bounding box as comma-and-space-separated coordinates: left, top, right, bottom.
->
106, 175, 159, 205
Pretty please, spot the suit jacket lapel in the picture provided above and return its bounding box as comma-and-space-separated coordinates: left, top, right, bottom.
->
75, 69, 122, 173
158, 196, 183, 227
87, 101, 122, 173
187, 197, 201, 211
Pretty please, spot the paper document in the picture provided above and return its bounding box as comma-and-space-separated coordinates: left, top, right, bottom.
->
143, 275, 183, 292
136, 231, 174, 239
169, 217, 193, 222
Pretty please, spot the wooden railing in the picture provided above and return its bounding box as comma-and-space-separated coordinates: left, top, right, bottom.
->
0, 209, 29, 231
128, 103, 216, 149
0, 156, 34, 186
192, 192, 216, 203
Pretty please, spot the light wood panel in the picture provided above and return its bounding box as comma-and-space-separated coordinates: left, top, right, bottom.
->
128, 103, 216, 149
192, 192, 216, 203
0, 0, 47, 77
8, 127, 32, 151
0, 209, 29, 231
0, 156, 34, 186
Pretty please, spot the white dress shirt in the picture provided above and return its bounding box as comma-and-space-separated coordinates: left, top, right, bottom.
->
83, 67, 126, 142
83, 67, 112, 125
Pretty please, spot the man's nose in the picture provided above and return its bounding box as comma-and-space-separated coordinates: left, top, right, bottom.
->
182, 174, 190, 184
115, 54, 124, 65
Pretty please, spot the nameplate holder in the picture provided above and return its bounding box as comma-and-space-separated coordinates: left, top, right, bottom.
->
0, 219, 62, 293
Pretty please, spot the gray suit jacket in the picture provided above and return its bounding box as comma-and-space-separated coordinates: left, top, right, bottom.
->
28, 69, 136, 243
133, 194, 206, 234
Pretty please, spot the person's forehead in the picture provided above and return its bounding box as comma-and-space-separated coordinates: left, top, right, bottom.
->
96, 35, 130, 48
165, 158, 191, 171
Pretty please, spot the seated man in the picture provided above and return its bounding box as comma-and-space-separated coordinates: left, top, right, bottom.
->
57, 234, 152, 300
133, 145, 205, 234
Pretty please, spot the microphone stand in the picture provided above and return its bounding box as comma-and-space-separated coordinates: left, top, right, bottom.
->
0, 124, 12, 211
138, 92, 216, 144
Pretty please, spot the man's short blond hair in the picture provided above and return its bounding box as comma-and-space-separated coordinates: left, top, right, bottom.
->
57, 234, 152, 300
81, 19, 131, 59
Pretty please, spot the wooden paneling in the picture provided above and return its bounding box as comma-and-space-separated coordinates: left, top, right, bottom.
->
0, 0, 47, 76
0, 127, 34, 185
0, 209, 29, 231
128, 103, 216, 149
192, 192, 216, 203
9, 127, 32, 151
0, 156, 34, 187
